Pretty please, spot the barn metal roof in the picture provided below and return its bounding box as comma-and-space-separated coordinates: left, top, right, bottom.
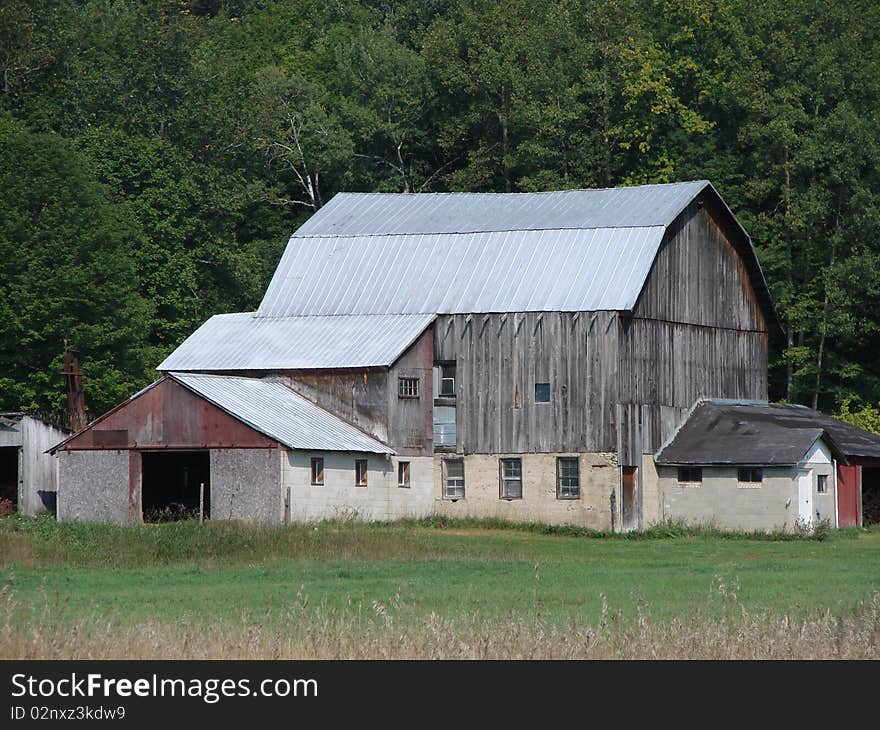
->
257, 180, 773, 318
655, 399, 880, 465
171, 373, 393, 454
293, 181, 709, 236
258, 226, 668, 315
157, 313, 434, 372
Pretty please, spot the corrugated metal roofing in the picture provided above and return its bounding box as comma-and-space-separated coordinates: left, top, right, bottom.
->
258, 226, 667, 316
655, 399, 880, 465
157, 313, 434, 372
171, 373, 393, 454
294, 181, 710, 236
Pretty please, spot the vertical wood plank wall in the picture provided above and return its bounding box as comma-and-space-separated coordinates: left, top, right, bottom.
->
434, 311, 620, 453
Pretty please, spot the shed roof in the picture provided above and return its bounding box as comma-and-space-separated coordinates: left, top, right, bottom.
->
51, 374, 394, 455
655, 399, 880, 466
157, 313, 433, 372
256, 180, 773, 318
170, 373, 393, 454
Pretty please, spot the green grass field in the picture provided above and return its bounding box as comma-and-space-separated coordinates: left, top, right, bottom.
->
2, 515, 879, 658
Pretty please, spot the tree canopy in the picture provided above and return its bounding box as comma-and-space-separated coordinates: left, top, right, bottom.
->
2, 0, 879, 422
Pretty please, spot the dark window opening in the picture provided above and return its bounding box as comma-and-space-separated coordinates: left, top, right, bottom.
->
737, 467, 763, 484
398, 461, 411, 488
500, 458, 522, 500
442, 458, 465, 499
817, 474, 828, 493
355, 459, 368, 487
0, 446, 19, 515
141, 451, 210, 523
439, 363, 456, 398
311, 457, 324, 485
535, 383, 551, 403
398, 377, 420, 398
677, 467, 702, 484
557, 457, 580, 499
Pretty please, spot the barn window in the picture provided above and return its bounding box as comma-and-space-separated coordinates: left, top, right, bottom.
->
398, 377, 420, 398
535, 382, 551, 403
355, 459, 368, 487
310, 457, 324, 485
817, 474, 828, 493
442, 458, 465, 500
737, 468, 763, 487
677, 467, 702, 485
500, 458, 523, 500
398, 461, 411, 488
557, 457, 580, 499
439, 363, 456, 398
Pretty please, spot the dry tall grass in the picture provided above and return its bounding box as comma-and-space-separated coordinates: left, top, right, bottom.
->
3, 583, 878, 660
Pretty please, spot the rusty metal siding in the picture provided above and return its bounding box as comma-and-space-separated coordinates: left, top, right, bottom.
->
157, 313, 434, 372
59, 378, 278, 451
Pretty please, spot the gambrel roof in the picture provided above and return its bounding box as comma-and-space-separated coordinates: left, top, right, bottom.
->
159, 180, 775, 373
257, 180, 773, 318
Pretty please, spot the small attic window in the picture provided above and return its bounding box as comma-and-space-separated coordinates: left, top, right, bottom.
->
398, 377, 420, 399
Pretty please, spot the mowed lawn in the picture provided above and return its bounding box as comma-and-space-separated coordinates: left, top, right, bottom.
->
1, 516, 879, 628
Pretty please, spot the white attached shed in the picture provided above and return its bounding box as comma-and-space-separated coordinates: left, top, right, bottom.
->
0, 413, 69, 515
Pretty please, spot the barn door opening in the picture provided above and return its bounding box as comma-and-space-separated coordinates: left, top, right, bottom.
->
862, 467, 880, 526
621, 466, 637, 531
0, 446, 18, 515
141, 451, 210, 523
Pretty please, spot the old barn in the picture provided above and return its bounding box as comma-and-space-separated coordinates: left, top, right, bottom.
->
52, 180, 880, 530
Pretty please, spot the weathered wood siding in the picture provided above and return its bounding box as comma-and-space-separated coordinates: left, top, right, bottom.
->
617, 200, 769, 464
387, 326, 434, 455
285, 327, 435, 455
434, 312, 619, 454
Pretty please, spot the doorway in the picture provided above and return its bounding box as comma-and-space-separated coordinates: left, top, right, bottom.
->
621, 466, 637, 531
862, 467, 880, 526
141, 451, 210, 523
0, 446, 18, 515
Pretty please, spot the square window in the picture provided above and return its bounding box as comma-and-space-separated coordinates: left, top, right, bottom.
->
557, 457, 580, 499
398, 377, 420, 398
398, 461, 411, 488
355, 459, 368, 487
677, 467, 702, 485
535, 382, 551, 403
443, 458, 465, 499
310, 457, 324, 486
817, 474, 828, 493
500, 458, 523, 499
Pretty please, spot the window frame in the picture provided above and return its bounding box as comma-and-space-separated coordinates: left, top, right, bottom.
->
310, 457, 324, 486
398, 461, 411, 488
535, 382, 551, 403
817, 474, 828, 494
355, 459, 368, 487
556, 457, 580, 500
737, 467, 763, 488
499, 458, 523, 500
439, 362, 456, 398
442, 458, 465, 500
398, 376, 420, 399
677, 466, 703, 486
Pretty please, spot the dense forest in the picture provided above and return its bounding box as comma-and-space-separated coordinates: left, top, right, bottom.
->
1, 0, 879, 425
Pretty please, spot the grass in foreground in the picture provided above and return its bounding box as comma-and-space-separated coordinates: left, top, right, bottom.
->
1, 515, 879, 658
